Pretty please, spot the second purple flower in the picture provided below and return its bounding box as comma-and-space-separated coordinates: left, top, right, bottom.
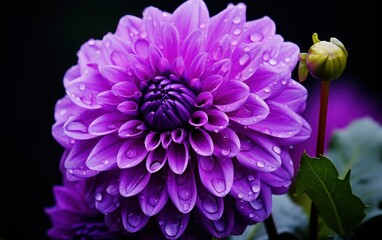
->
50, 0, 311, 238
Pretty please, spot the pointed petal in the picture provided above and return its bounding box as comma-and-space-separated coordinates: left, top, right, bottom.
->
111, 81, 140, 99
240, 16, 276, 45
118, 120, 146, 138
181, 30, 204, 67
144, 131, 161, 151
101, 33, 131, 67
195, 92, 213, 109
210, 128, 240, 158
167, 142, 189, 174
270, 79, 307, 113
236, 184, 272, 222
188, 52, 207, 79
143, 7, 171, 45
196, 181, 224, 220
198, 156, 233, 197
63, 110, 105, 140
121, 198, 149, 233
172, 0, 209, 41
117, 137, 148, 169
115, 15, 142, 43
161, 24, 180, 63
99, 65, 130, 84
167, 165, 197, 214
157, 203, 190, 239
189, 129, 214, 156
230, 42, 263, 81
229, 163, 261, 201
96, 90, 124, 106
86, 134, 122, 171
119, 163, 151, 197
204, 109, 229, 133
189, 110, 208, 127
214, 80, 249, 112
138, 172, 169, 216
88, 112, 128, 136
117, 101, 139, 116
228, 93, 269, 125
146, 145, 167, 173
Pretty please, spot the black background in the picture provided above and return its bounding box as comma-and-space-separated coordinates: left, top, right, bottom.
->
1, 0, 378, 239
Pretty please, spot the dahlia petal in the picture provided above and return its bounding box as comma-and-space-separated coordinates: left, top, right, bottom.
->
52, 185, 91, 213
171, 128, 187, 144
189, 129, 214, 156
249, 101, 303, 138
275, 42, 300, 70
90, 178, 120, 214
207, 2, 246, 50
99, 65, 129, 84
167, 165, 197, 214
240, 16, 276, 45
275, 116, 311, 145
214, 80, 249, 112
230, 163, 261, 201
230, 42, 263, 81
189, 110, 208, 127
210, 128, 240, 158
200, 199, 234, 239
157, 203, 190, 239
245, 65, 290, 101
270, 79, 307, 113
101, 34, 132, 67
118, 119, 146, 138
54, 96, 82, 123
148, 45, 168, 74
133, 39, 149, 59
63, 65, 80, 87
64, 138, 99, 178
236, 184, 272, 222
228, 93, 269, 125
126, 54, 154, 81
111, 81, 140, 99
195, 92, 213, 109
258, 148, 293, 194
52, 123, 75, 150
168, 142, 189, 174
204, 109, 229, 132
143, 7, 171, 45
65, 68, 109, 109
198, 156, 233, 197
161, 132, 172, 149
139, 173, 169, 216
181, 30, 204, 67
115, 15, 142, 42
162, 24, 180, 63
188, 52, 207, 79
121, 198, 149, 233
207, 59, 232, 78
172, 0, 209, 41
119, 163, 151, 197
201, 75, 224, 93
172, 56, 186, 77
208, 35, 233, 63
196, 182, 224, 220
144, 131, 161, 151
63, 110, 105, 140
77, 39, 103, 72
117, 137, 148, 169
88, 112, 128, 136
146, 145, 167, 173
236, 131, 282, 172
96, 90, 124, 106
117, 100, 139, 116
86, 135, 122, 171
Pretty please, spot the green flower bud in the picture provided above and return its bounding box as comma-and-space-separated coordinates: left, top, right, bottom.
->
299, 33, 348, 82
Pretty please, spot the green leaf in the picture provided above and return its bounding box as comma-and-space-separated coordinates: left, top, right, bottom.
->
295, 153, 367, 235
327, 117, 382, 221
230, 194, 308, 240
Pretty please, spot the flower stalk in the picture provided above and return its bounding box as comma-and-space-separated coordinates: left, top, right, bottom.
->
264, 214, 278, 240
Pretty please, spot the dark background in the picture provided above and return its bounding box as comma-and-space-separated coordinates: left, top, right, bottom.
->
1, 0, 378, 239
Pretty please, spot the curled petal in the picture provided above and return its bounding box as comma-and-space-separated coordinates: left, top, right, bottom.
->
88, 112, 128, 136
171, 128, 187, 144
201, 74, 224, 93
204, 109, 229, 133
117, 101, 139, 116
196, 181, 224, 220
63, 110, 105, 140
118, 120, 146, 138
189, 111, 208, 127
181, 30, 204, 67
157, 203, 190, 239
228, 94, 269, 126
198, 156, 233, 197
146, 145, 167, 173
86, 134, 122, 171
139, 172, 169, 216
214, 80, 249, 112
167, 142, 189, 175
189, 129, 214, 156
96, 90, 124, 106
133, 39, 149, 59
119, 163, 150, 197
167, 165, 197, 214
99, 65, 130, 84
144, 131, 161, 151
236, 184, 272, 222
161, 132, 172, 149
195, 92, 213, 109
117, 137, 148, 169
121, 198, 149, 233
210, 128, 240, 158
111, 81, 140, 99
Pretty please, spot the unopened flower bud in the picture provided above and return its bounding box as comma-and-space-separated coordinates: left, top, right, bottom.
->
298, 33, 348, 82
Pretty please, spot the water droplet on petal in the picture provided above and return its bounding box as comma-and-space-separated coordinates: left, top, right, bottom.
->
247, 175, 255, 181
221, 148, 230, 157
165, 223, 179, 237
272, 146, 281, 154
285, 57, 291, 63
281, 79, 287, 85
256, 161, 265, 168
179, 188, 191, 200
127, 213, 142, 227
249, 213, 254, 218
250, 199, 263, 210
232, 16, 241, 24
262, 52, 270, 61
211, 178, 226, 193
199, 23, 206, 28
201, 157, 214, 172
239, 54, 250, 66
250, 32, 263, 42
238, 193, 244, 199
233, 28, 241, 35
269, 58, 277, 65
102, 160, 110, 165
251, 183, 260, 193
88, 39, 95, 45
125, 149, 137, 159
95, 192, 103, 201
79, 84, 86, 90
105, 40, 111, 48
263, 86, 271, 93
150, 161, 161, 171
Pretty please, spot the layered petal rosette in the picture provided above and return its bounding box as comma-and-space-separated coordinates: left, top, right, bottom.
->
50, 0, 311, 239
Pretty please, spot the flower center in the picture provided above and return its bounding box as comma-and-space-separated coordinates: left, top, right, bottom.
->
140, 74, 196, 132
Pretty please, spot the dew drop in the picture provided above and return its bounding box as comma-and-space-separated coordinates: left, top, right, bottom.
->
250, 32, 263, 42
262, 52, 270, 61
127, 213, 142, 227
102, 160, 110, 165
95, 192, 103, 201
179, 188, 191, 200
249, 213, 254, 218
203, 196, 218, 214
211, 178, 226, 193
284, 57, 291, 63
125, 149, 137, 159
247, 175, 255, 181
269, 58, 277, 65
251, 183, 260, 193
78, 84, 86, 90
199, 23, 207, 29
88, 39, 95, 45
232, 16, 241, 24
256, 161, 265, 168
238, 193, 244, 199
272, 146, 281, 154
221, 148, 230, 157
68, 169, 74, 174
70, 139, 76, 144
105, 40, 111, 48
233, 28, 241, 35
281, 79, 287, 85
159, 220, 164, 225
239, 54, 250, 66
66, 121, 87, 133
250, 199, 263, 210
150, 161, 161, 171
165, 223, 179, 237
263, 86, 271, 93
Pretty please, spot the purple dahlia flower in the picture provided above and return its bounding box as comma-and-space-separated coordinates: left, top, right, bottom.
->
51, 0, 311, 238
